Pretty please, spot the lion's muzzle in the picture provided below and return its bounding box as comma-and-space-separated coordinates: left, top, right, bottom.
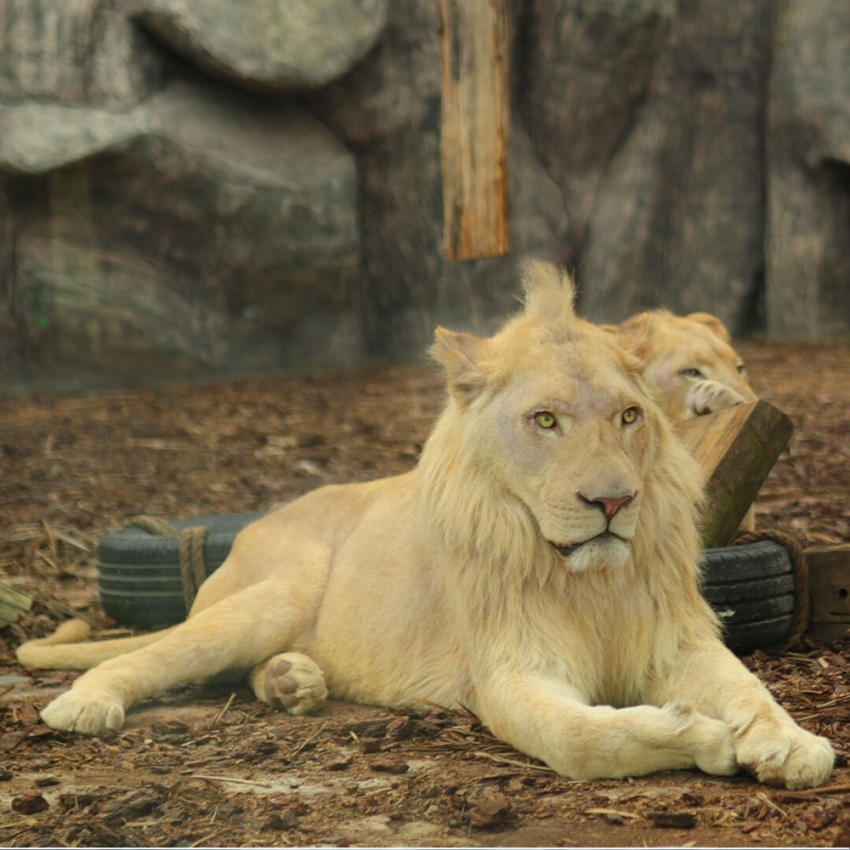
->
549, 530, 630, 559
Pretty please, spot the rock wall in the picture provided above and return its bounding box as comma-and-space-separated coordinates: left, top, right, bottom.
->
766, 0, 850, 340
1, 0, 848, 391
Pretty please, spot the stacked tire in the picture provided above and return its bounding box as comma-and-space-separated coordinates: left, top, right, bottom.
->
97, 512, 264, 627
700, 540, 796, 653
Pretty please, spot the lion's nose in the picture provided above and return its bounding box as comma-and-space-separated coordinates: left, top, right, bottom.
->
580, 494, 635, 520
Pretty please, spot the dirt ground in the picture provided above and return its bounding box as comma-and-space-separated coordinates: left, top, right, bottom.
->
1, 339, 850, 848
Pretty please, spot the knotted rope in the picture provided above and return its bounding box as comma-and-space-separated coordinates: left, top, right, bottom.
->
732, 528, 810, 649
128, 516, 211, 614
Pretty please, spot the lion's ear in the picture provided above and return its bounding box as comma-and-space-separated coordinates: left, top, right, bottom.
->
616, 311, 659, 357
431, 327, 491, 404
685, 312, 731, 342
519, 259, 576, 322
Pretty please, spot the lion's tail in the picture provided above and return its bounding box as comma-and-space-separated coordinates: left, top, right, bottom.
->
16, 619, 175, 670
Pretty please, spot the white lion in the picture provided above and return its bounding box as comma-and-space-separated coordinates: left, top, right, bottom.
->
615, 309, 757, 420
17, 262, 833, 788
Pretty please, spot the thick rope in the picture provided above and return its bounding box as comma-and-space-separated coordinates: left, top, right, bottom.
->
732, 529, 810, 649
128, 515, 178, 537
127, 516, 210, 614
177, 526, 210, 614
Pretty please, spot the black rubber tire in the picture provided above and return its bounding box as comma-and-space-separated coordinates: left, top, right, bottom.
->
98, 517, 799, 652
700, 541, 796, 653
97, 512, 265, 627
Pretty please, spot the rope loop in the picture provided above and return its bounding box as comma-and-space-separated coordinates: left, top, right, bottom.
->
127, 515, 210, 614
127, 515, 178, 537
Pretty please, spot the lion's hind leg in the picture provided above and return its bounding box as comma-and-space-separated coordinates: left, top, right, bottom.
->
249, 652, 327, 715
38, 566, 328, 735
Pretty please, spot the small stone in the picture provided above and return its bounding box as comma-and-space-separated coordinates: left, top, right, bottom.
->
12, 791, 49, 814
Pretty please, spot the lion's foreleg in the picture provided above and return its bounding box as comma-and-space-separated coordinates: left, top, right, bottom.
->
39, 576, 319, 735
649, 642, 835, 789
474, 672, 737, 781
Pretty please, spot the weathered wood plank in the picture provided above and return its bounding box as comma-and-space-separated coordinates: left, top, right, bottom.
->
806, 545, 850, 641
436, 0, 509, 261
674, 400, 794, 548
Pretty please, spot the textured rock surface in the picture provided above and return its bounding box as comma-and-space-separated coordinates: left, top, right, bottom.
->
2, 0, 849, 391
766, 0, 850, 339
523, 0, 775, 336
310, 0, 567, 362
4, 80, 360, 391
0, 0, 165, 106
129, 0, 388, 90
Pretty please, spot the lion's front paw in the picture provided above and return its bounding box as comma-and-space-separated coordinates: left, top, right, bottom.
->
253, 652, 327, 716
736, 722, 834, 789
671, 705, 738, 777
40, 688, 125, 735
686, 380, 746, 417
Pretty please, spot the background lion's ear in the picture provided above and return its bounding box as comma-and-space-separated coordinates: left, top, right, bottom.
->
685, 312, 731, 342
616, 311, 658, 357
431, 327, 490, 404
519, 259, 576, 322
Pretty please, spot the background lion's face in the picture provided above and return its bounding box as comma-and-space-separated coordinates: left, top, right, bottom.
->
479, 329, 658, 573
624, 312, 756, 420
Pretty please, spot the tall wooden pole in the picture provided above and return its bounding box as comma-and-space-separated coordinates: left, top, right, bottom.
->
437, 0, 510, 261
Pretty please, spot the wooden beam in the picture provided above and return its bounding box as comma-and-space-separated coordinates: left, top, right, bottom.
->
674, 400, 794, 548
806, 545, 850, 641
436, 0, 509, 261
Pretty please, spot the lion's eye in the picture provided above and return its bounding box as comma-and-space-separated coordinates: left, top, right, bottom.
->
534, 412, 557, 430
679, 367, 703, 379
736, 363, 746, 375
621, 407, 641, 425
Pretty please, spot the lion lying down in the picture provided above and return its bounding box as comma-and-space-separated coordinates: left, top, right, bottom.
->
17, 261, 833, 788
614, 308, 757, 420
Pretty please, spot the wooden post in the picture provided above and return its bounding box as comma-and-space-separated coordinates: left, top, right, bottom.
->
436, 0, 509, 261
806, 545, 850, 641
674, 400, 794, 548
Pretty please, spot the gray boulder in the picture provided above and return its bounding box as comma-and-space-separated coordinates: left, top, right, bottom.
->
3, 79, 360, 391
127, 0, 388, 90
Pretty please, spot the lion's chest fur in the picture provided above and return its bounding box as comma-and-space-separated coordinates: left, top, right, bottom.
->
462, 562, 670, 710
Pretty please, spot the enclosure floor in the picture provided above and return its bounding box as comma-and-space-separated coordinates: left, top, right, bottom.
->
2, 340, 849, 847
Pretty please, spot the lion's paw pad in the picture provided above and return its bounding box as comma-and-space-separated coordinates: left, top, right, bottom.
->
40, 689, 125, 736
262, 653, 327, 716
